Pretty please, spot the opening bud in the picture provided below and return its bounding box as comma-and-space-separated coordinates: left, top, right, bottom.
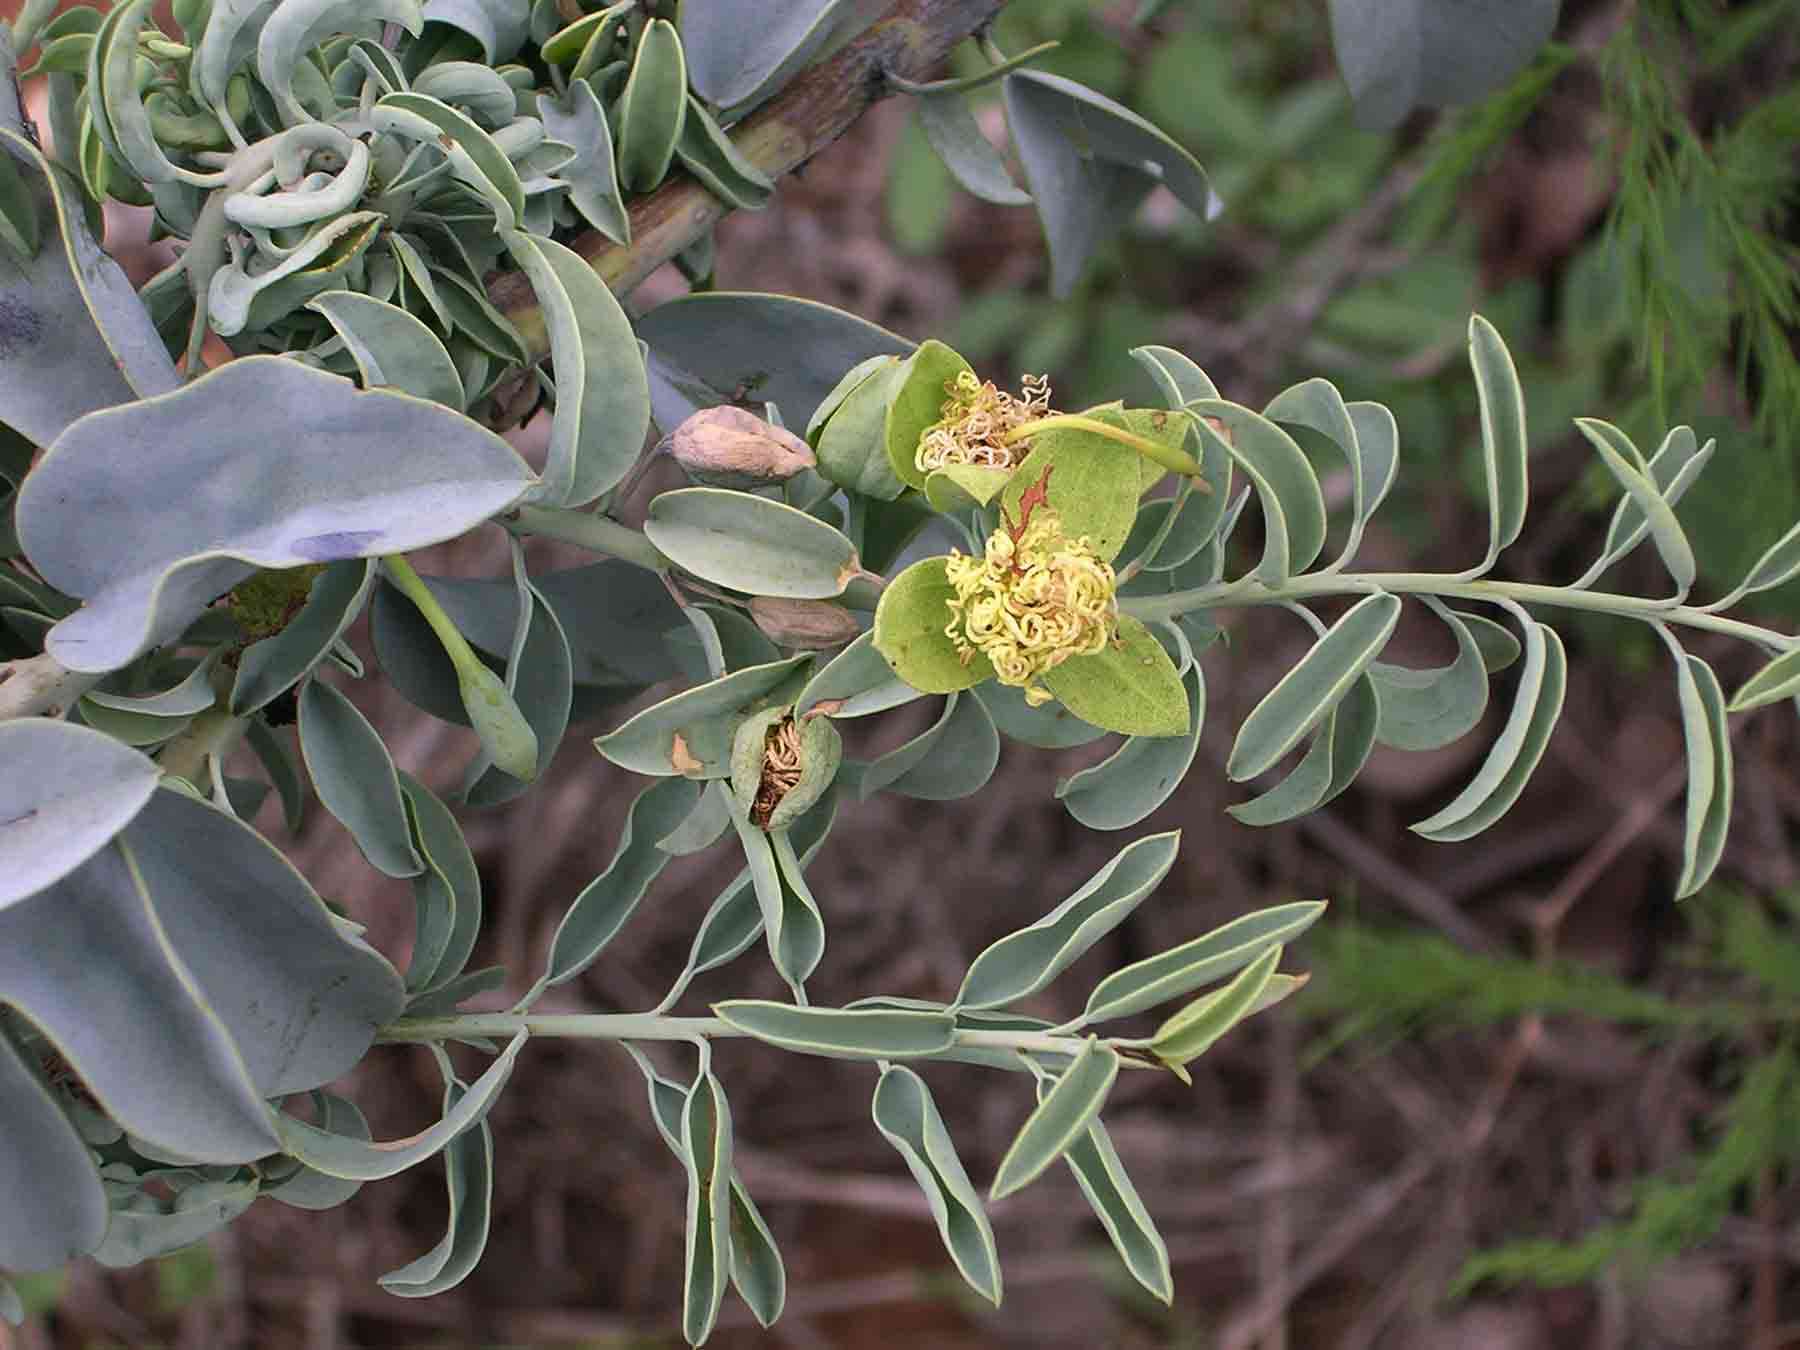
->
730, 705, 843, 831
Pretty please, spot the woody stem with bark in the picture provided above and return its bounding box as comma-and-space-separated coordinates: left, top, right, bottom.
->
484, 0, 1009, 357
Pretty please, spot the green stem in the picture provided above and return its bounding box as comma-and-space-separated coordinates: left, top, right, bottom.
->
1119, 572, 1800, 649
1005, 413, 1212, 487
885, 39, 1060, 95
379, 1011, 1129, 1063
505, 504, 669, 571
381, 554, 487, 675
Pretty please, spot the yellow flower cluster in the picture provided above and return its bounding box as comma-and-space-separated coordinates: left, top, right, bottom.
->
944, 508, 1117, 706
916, 370, 1053, 474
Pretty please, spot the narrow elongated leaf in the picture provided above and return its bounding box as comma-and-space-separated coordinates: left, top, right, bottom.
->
231, 560, 375, 714
21, 357, 532, 673
916, 93, 1029, 204
0, 720, 160, 910
1064, 1120, 1171, 1303
675, 94, 775, 209
1730, 647, 1800, 713
1149, 943, 1282, 1066
267, 1093, 368, 1211
277, 1031, 526, 1180
1229, 592, 1400, 781
374, 91, 523, 227
615, 17, 685, 191
380, 1073, 493, 1297
299, 679, 425, 878
1575, 418, 1695, 598
1368, 597, 1489, 751
871, 1065, 1002, 1305
593, 655, 810, 777
990, 1039, 1119, 1199
1084, 901, 1326, 1024
1265, 377, 1397, 569
1577, 426, 1712, 588
1468, 315, 1529, 572
1189, 399, 1327, 584
1411, 623, 1567, 841
1663, 641, 1733, 900
398, 772, 481, 993
0, 1028, 108, 1270
246, 718, 305, 832
538, 777, 701, 989
1057, 664, 1204, 829
1724, 521, 1800, 606
956, 832, 1180, 1010
463, 573, 572, 803
681, 1069, 733, 1346
654, 792, 835, 1012
647, 489, 860, 600
713, 1001, 955, 1059
622, 1047, 786, 1328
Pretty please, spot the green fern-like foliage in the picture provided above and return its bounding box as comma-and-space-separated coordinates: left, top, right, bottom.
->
1310, 889, 1800, 1293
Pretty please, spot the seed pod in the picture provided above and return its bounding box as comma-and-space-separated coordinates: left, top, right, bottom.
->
670, 405, 816, 488
730, 706, 843, 830
748, 597, 862, 650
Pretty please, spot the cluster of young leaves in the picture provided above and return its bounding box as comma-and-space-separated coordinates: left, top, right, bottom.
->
1309, 891, 1800, 1295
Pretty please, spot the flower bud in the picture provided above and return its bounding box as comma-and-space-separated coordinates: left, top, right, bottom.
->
669, 406, 815, 488
748, 597, 862, 650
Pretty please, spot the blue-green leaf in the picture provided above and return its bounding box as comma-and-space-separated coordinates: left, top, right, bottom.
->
502, 230, 649, 505
0, 720, 160, 910
277, 1031, 526, 1180
1188, 399, 1327, 585
231, 560, 375, 715
990, 1038, 1118, 1199
20, 358, 532, 673
1083, 900, 1326, 1024
956, 833, 1180, 1010
299, 679, 425, 878
1411, 621, 1567, 841
1228, 593, 1399, 781
871, 1065, 1002, 1305
713, 1001, 956, 1059
1057, 664, 1204, 829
